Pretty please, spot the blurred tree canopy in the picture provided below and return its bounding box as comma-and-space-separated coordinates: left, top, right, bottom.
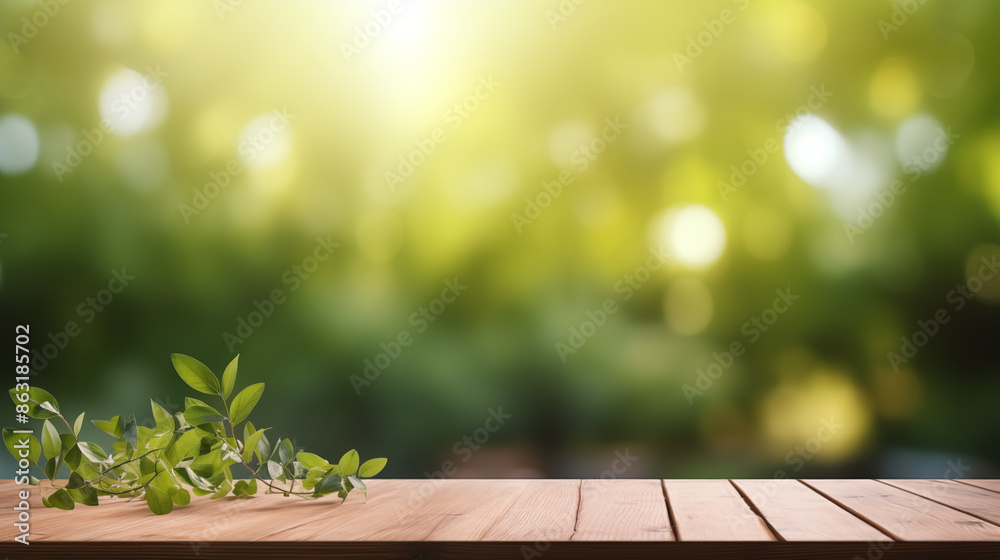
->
1, 0, 998, 478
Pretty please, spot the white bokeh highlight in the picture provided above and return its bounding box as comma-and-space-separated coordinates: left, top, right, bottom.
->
0, 114, 40, 175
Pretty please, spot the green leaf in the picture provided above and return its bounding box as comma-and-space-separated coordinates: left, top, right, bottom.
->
47, 488, 75, 510
229, 383, 264, 425
277, 438, 293, 466
312, 475, 343, 497
171, 353, 221, 395
3, 429, 41, 466
185, 396, 213, 409
9, 387, 60, 419
73, 412, 86, 437
257, 431, 272, 462
123, 414, 138, 450
44, 455, 61, 480
151, 399, 175, 431
247, 478, 258, 495
59, 432, 77, 448
359, 458, 387, 478
222, 355, 239, 400
233, 479, 249, 496
241, 427, 270, 464
68, 485, 99, 506
146, 485, 173, 515
338, 449, 359, 477
66, 471, 86, 489
190, 449, 224, 478
92, 416, 123, 438
210, 480, 232, 500
184, 405, 224, 426
348, 475, 367, 495
171, 486, 191, 506
297, 451, 327, 470
243, 421, 256, 440
63, 444, 83, 470
41, 420, 60, 460
77, 441, 109, 464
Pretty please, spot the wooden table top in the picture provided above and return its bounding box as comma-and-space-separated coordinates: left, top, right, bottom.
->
2, 478, 999, 559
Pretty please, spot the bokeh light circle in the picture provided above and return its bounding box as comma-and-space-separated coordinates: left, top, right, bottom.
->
651, 205, 726, 269
0, 114, 39, 175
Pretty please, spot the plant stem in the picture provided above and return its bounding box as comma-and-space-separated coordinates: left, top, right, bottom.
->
54, 412, 75, 435
99, 447, 167, 475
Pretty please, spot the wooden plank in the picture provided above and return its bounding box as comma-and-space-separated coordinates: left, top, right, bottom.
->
482, 479, 579, 541
0, 479, 384, 542
804, 479, 1000, 541
663, 479, 774, 541
289, 479, 527, 541
3, 541, 1000, 560
958, 480, 1000, 494
880, 479, 1000, 526
572, 479, 673, 541
733, 479, 889, 541
389, 479, 528, 541
3, 478, 1000, 559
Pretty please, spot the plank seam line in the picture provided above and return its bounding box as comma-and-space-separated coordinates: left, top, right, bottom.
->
727, 479, 782, 541
660, 480, 680, 541
876, 479, 1000, 529
570, 479, 582, 537
797, 479, 899, 542
954, 480, 1000, 495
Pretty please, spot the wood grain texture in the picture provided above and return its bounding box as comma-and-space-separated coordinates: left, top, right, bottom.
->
958, 480, 1000, 494
733, 479, 890, 541
879, 479, 1000, 526
663, 479, 774, 541
2, 541, 1000, 560
482, 479, 579, 541
572, 479, 674, 541
1, 478, 999, 559
803, 479, 1000, 541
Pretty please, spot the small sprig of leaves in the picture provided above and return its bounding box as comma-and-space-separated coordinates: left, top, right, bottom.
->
3, 354, 386, 515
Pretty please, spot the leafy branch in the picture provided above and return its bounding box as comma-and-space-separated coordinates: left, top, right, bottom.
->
4, 354, 386, 515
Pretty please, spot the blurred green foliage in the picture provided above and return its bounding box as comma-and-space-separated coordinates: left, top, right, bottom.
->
1, 0, 998, 478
